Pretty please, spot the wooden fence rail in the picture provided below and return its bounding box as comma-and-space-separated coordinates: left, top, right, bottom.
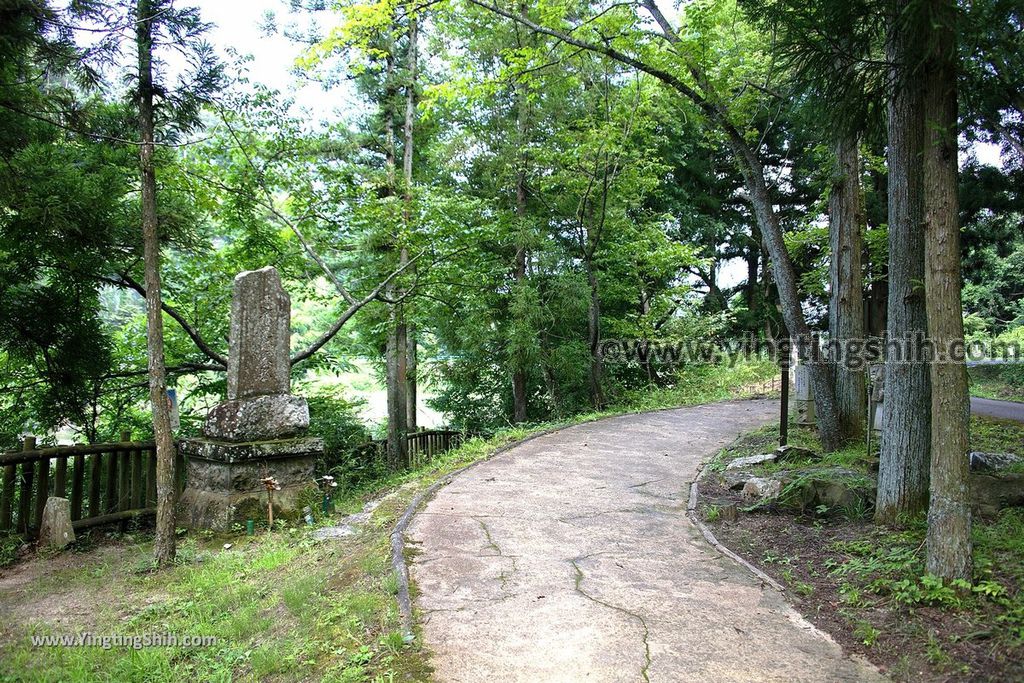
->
0, 432, 177, 540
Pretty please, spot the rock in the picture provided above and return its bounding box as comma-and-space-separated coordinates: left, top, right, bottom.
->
776, 445, 819, 462
203, 393, 310, 442
775, 467, 875, 513
38, 497, 75, 549
742, 477, 782, 502
726, 453, 777, 470
719, 503, 739, 523
969, 451, 1022, 473
720, 470, 753, 490
970, 472, 1024, 517
227, 266, 292, 401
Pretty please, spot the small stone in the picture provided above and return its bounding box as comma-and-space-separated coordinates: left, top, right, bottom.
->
969, 452, 1022, 473
223, 543, 233, 550
720, 503, 739, 523
726, 453, 777, 470
313, 525, 356, 540
38, 497, 75, 549
742, 477, 782, 501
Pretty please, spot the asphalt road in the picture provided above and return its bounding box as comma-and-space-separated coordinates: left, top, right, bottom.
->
971, 396, 1024, 422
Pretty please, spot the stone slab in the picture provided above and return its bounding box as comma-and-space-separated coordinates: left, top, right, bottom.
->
178, 436, 323, 465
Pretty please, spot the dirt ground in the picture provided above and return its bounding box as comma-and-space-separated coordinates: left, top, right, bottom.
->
699, 475, 1024, 683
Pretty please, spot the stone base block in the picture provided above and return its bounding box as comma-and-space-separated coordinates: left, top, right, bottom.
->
203, 394, 310, 442
177, 437, 323, 531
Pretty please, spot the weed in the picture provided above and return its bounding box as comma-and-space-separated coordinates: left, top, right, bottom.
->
853, 620, 881, 647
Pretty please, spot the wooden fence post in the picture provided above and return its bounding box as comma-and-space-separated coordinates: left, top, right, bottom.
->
0, 458, 14, 532
71, 454, 85, 521
104, 449, 117, 515
54, 456, 68, 500
88, 452, 102, 518
131, 446, 143, 509
146, 448, 157, 506
18, 437, 36, 536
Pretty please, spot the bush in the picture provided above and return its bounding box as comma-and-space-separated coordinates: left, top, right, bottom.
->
305, 394, 377, 489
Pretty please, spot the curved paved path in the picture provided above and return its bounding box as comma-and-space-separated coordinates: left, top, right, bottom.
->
407, 400, 884, 682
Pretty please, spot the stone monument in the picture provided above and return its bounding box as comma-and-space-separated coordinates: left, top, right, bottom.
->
178, 266, 323, 530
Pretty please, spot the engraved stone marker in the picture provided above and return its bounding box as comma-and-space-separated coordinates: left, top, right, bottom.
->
203, 266, 309, 442
227, 266, 291, 400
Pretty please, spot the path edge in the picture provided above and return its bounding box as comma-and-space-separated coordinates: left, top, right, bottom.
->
685, 459, 785, 592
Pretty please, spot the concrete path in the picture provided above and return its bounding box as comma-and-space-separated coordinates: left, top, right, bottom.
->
407, 400, 884, 682
971, 396, 1024, 422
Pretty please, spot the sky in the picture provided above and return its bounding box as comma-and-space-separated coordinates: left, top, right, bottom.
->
194, 0, 355, 121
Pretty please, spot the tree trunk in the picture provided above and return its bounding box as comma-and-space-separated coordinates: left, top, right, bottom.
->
406, 325, 417, 431
510, 4, 530, 424
510, 193, 528, 422
732, 141, 843, 452
828, 132, 866, 443
875, 0, 932, 525
137, 0, 176, 567
923, 0, 972, 581
402, 16, 418, 433
383, 46, 408, 470
386, 314, 408, 470
586, 262, 605, 409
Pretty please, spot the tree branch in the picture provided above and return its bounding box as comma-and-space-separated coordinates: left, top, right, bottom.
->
289, 251, 424, 366
113, 273, 228, 367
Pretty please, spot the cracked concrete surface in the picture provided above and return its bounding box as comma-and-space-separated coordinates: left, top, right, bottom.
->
406, 400, 885, 682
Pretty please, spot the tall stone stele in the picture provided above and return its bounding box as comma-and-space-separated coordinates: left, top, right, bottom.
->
179, 266, 323, 530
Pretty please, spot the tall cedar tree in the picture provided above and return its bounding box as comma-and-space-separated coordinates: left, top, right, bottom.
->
923, 0, 972, 580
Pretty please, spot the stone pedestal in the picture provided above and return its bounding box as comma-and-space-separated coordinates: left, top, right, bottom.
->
178, 437, 322, 530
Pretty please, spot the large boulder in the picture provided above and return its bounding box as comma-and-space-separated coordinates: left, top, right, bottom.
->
971, 472, 1024, 517
777, 467, 875, 512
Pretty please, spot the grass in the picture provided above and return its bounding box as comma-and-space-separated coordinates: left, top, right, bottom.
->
969, 364, 1024, 403
0, 359, 776, 683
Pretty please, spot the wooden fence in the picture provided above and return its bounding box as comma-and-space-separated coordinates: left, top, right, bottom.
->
1, 427, 468, 540
407, 429, 472, 467
354, 429, 474, 469
0, 431, 179, 540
